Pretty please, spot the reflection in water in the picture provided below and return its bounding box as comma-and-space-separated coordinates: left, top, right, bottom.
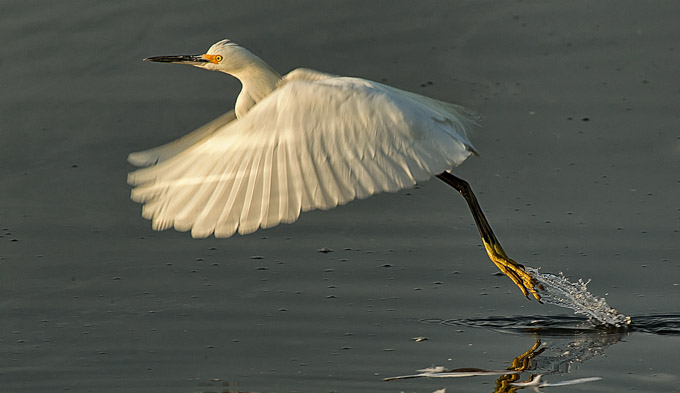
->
385, 338, 606, 391
495, 338, 609, 392
199, 315, 680, 392
385, 334, 609, 391
491, 340, 544, 392
511, 375, 603, 390
384, 367, 520, 381
405, 314, 680, 391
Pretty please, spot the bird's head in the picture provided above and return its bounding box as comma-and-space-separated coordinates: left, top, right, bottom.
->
144, 39, 255, 75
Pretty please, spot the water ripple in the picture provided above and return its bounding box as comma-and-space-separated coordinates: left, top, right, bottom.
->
421, 314, 680, 336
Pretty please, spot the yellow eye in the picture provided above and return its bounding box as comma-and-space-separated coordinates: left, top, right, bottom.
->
202, 54, 223, 64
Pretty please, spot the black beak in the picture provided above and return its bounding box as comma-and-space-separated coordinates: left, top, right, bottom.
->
143, 54, 208, 64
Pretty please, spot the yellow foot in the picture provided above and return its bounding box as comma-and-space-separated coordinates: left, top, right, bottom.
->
484, 242, 542, 302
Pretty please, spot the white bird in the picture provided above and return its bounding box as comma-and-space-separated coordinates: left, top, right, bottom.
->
128, 39, 540, 300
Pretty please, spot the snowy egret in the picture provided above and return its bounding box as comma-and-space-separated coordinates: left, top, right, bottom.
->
128, 39, 540, 300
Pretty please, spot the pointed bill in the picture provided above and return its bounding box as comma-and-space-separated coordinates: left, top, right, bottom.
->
143, 54, 209, 64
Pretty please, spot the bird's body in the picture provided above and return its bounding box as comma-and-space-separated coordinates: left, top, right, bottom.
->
129, 39, 476, 238
129, 39, 540, 301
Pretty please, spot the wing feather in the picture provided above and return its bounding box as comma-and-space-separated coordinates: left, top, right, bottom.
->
194, 142, 253, 236
128, 74, 476, 237
213, 151, 252, 237
238, 139, 265, 234
282, 142, 303, 223
258, 142, 276, 229
272, 143, 288, 225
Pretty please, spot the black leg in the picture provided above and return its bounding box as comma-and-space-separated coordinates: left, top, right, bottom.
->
437, 171, 541, 301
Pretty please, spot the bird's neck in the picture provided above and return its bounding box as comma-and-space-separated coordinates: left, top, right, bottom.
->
232, 58, 282, 119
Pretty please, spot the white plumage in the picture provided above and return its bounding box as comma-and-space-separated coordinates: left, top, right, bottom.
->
128, 39, 477, 238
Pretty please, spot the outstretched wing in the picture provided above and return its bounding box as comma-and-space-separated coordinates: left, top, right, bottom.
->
128, 75, 476, 238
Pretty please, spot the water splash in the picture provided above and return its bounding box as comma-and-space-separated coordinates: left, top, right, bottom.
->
527, 267, 631, 327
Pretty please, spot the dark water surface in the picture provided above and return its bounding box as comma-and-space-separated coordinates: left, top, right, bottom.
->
2, 1, 679, 392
